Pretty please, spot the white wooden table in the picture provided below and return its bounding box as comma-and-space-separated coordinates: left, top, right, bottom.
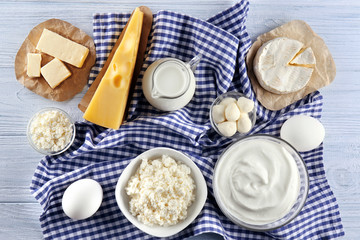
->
1, 0, 359, 239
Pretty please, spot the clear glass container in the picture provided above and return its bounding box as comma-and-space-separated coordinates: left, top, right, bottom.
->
213, 134, 309, 231
210, 91, 256, 138
27, 107, 76, 155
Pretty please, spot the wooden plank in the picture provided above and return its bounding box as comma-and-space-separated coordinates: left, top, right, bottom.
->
0, 0, 359, 239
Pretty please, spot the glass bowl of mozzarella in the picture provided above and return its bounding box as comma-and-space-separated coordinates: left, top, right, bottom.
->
210, 91, 256, 138
213, 134, 309, 231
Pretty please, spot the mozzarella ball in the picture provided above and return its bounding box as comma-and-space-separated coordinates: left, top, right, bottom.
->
225, 102, 241, 121
219, 97, 236, 106
212, 104, 226, 124
237, 97, 255, 113
237, 113, 252, 133
217, 121, 237, 137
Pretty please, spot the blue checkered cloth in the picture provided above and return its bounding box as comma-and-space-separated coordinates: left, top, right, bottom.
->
30, 1, 344, 239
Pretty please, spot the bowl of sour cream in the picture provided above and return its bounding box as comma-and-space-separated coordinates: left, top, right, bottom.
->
213, 134, 309, 231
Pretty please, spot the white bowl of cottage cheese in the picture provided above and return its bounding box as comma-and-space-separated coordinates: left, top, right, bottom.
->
115, 147, 207, 237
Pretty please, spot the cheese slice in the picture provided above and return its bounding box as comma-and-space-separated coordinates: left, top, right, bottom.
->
41, 58, 71, 89
83, 8, 144, 129
36, 29, 89, 68
289, 47, 316, 67
253, 37, 316, 94
27, 53, 42, 77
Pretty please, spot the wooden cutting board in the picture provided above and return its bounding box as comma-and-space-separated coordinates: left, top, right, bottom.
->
78, 6, 153, 115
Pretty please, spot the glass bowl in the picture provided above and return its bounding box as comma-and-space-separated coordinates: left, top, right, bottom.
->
210, 91, 256, 138
213, 134, 309, 231
27, 107, 76, 155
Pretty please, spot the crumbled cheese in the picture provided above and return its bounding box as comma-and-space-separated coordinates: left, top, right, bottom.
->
29, 110, 73, 152
126, 155, 196, 226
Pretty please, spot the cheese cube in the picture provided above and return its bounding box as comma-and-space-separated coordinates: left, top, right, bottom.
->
83, 8, 144, 129
27, 53, 42, 77
36, 29, 89, 68
41, 58, 71, 89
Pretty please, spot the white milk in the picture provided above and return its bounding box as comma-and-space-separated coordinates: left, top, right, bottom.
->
152, 60, 190, 98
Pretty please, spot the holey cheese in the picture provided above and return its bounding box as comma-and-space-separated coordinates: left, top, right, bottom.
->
83, 8, 143, 129
253, 37, 316, 94
36, 29, 89, 68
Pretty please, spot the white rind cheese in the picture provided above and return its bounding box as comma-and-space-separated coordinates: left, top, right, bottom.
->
253, 37, 316, 94
290, 47, 316, 66
126, 155, 196, 226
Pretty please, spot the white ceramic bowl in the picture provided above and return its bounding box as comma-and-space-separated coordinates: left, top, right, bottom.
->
27, 107, 76, 155
213, 134, 309, 231
210, 91, 256, 138
115, 147, 207, 238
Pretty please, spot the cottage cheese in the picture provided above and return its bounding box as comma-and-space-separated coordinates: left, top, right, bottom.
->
126, 155, 196, 226
29, 109, 73, 152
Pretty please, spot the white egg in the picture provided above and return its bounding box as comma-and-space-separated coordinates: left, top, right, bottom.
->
280, 115, 325, 152
62, 179, 103, 220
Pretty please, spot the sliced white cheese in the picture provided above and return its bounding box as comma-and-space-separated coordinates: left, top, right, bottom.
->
289, 47, 316, 66
41, 58, 71, 89
253, 37, 315, 94
36, 29, 89, 68
27, 53, 42, 77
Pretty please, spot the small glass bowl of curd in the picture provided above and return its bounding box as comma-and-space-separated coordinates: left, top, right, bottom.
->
213, 134, 309, 231
210, 91, 256, 138
27, 107, 76, 155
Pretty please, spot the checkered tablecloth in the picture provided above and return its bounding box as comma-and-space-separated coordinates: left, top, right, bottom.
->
30, 1, 344, 239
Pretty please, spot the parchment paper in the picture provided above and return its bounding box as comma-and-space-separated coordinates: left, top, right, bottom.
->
78, 6, 153, 113
14, 19, 96, 102
246, 20, 336, 110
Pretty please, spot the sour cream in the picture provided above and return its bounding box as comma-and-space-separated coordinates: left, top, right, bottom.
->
214, 137, 300, 225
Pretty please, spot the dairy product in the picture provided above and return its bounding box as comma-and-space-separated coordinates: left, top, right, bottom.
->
290, 47, 316, 66
211, 94, 255, 136
253, 37, 315, 94
36, 28, 89, 68
236, 113, 252, 133
217, 121, 237, 137
237, 97, 254, 113
211, 104, 225, 124
27, 53, 41, 77
40, 58, 71, 89
29, 109, 73, 152
83, 7, 143, 129
126, 155, 196, 226
215, 138, 300, 225
225, 102, 241, 122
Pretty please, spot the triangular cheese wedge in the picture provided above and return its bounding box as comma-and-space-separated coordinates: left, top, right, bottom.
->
289, 47, 316, 67
83, 8, 144, 129
253, 37, 316, 94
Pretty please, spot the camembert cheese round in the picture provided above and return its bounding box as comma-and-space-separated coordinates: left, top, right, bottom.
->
253, 37, 316, 94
